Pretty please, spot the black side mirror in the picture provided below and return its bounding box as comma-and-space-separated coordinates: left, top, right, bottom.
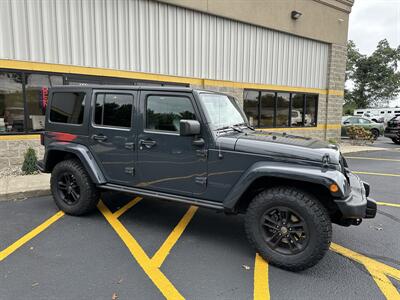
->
180, 120, 201, 136
343, 121, 350, 125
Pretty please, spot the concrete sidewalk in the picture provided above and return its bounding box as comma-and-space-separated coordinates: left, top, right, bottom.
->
0, 173, 50, 201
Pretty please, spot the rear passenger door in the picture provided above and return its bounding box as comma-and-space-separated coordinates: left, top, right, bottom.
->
88, 90, 137, 186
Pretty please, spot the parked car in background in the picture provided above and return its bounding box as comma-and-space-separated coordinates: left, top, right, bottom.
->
361, 112, 384, 123
341, 116, 384, 139
384, 116, 400, 144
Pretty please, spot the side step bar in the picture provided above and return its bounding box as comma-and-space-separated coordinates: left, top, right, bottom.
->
100, 183, 224, 211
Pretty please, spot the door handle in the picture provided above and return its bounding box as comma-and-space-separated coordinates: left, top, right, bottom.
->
92, 134, 108, 141
139, 139, 157, 149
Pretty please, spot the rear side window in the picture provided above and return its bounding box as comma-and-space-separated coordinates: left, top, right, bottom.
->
94, 93, 133, 128
146, 95, 196, 132
50, 92, 85, 124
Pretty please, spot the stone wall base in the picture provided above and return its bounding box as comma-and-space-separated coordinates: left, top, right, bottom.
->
0, 139, 44, 171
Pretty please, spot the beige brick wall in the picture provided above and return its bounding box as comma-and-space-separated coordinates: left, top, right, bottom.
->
0, 139, 44, 170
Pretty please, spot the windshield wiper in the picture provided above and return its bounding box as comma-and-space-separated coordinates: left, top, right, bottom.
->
216, 125, 243, 133
233, 122, 255, 131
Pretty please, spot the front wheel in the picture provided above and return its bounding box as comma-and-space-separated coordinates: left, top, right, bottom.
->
392, 138, 400, 145
50, 159, 100, 215
245, 187, 332, 271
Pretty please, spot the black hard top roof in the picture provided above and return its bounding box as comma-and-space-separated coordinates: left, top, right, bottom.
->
49, 85, 228, 95
50, 85, 193, 92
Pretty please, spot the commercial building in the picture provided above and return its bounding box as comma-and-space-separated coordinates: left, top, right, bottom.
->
0, 0, 353, 170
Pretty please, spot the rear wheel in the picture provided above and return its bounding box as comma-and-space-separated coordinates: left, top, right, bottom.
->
370, 129, 379, 140
245, 186, 332, 271
50, 159, 100, 215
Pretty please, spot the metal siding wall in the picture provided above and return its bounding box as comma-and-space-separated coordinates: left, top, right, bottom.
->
0, 0, 329, 89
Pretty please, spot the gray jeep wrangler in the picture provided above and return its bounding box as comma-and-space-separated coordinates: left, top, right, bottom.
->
38, 85, 376, 271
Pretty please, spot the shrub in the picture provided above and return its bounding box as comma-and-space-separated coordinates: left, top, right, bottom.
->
346, 126, 374, 144
21, 147, 38, 175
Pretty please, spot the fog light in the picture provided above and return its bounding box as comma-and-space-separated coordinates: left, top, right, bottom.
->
330, 184, 339, 193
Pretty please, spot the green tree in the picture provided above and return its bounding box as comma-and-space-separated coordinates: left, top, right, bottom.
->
345, 39, 400, 108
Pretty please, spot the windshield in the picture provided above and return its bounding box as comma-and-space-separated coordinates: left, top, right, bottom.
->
199, 93, 247, 130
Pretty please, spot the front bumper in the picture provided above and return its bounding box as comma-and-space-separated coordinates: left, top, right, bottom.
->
334, 172, 377, 221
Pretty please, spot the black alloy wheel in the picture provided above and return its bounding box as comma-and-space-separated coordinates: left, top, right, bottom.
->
57, 172, 81, 205
50, 159, 100, 215
260, 206, 309, 255
245, 186, 332, 271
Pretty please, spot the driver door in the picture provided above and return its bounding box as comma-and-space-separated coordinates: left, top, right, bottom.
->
135, 91, 208, 197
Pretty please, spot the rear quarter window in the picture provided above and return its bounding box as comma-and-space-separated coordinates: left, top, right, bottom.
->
50, 92, 86, 124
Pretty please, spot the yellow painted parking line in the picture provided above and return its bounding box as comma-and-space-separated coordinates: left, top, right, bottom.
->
0, 211, 64, 262
330, 243, 400, 299
353, 171, 400, 177
98, 200, 184, 300
346, 156, 400, 162
253, 253, 270, 300
151, 206, 198, 268
113, 196, 142, 219
366, 266, 400, 300
377, 202, 400, 208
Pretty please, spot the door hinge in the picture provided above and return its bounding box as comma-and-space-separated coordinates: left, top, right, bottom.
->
125, 142, 135, 151
124, 167, 135, 175
196, 149, 208, 158
195, 176, 207, 186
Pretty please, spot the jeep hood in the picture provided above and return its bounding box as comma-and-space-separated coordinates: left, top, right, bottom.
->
217, 130, 341, 165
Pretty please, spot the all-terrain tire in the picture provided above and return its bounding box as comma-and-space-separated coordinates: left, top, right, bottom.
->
392, 138, 400, 145
50, 159, 100, 215
245, 186, 332, 271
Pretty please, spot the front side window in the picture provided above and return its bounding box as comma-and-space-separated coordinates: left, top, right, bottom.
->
146, 95, 196, 132
94, 93, 133, 128
199, 93, 246, 130
50, 92, 86, 124
0, 72, 24, 133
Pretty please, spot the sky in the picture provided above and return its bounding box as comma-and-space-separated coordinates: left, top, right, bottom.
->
348, 0, 400, 106
349, 0, 400, 55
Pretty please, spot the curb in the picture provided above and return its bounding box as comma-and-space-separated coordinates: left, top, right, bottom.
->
0, 173, 51, 202
0, 189, 51, 202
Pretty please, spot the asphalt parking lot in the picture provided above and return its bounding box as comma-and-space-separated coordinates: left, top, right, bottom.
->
1, 140, 399, 300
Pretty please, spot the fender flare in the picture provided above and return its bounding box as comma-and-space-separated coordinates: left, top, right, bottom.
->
44, 142, 106, 184
223, 161, 347, 212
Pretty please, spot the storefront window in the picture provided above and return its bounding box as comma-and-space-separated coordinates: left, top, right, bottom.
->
305, 94, 318, 127
0, 72, 24, 133
25, 74, 50, 131
243, 89, 318, 128
276, 93, 290, 127
291, 94, 305, 127
243, 90, 259, 127
260, 92, 275, 127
